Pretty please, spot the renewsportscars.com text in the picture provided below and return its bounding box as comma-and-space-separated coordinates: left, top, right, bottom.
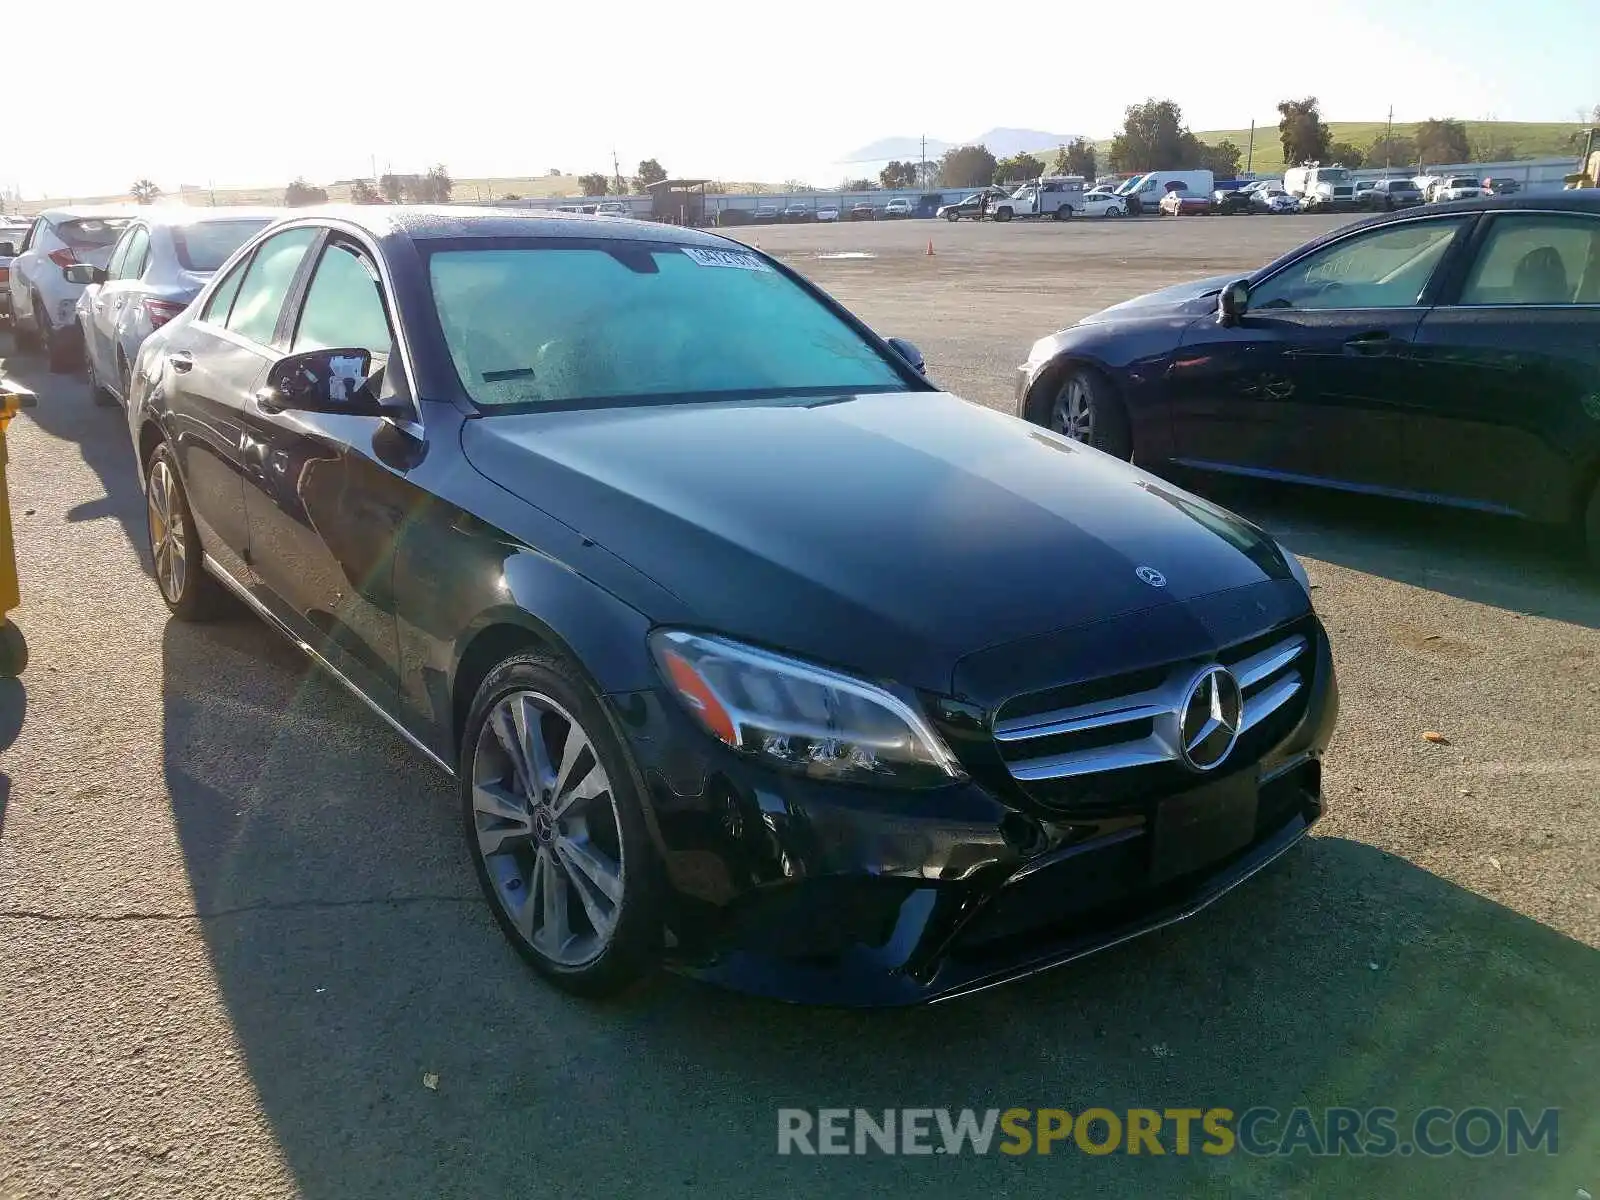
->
777, 1106, 1560, 1158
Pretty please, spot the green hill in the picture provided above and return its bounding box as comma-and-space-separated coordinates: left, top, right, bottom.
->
1094, 120, 1586, 179
1197, 120, 1584, 177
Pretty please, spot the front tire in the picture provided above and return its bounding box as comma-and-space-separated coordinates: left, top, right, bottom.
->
144, 443, 227, 620
945, 211, 960, 222
461, 652, 661, 998
1046, 364, 1132, 460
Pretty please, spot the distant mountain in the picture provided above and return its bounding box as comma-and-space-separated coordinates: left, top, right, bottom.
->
842, 128, 1088, 165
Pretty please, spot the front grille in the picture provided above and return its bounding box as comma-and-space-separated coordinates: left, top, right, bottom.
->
993, 624, 1311, 788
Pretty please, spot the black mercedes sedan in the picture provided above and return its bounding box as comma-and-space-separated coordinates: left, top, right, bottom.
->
1016, 193, 1600, 566
125, 206, 1337, 1005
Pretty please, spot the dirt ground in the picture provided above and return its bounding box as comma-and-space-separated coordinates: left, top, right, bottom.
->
0, 213, 1596, 1199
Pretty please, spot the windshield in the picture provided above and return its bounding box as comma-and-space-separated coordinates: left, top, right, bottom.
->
171, 219, 273, 272
428, 242, 910, 409
1448, 178, 1478, 188
1315, 169, 1351, 184
1114, 175, 1148, 195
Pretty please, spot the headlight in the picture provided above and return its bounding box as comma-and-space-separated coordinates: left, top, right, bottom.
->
1279, 542, 1312, 597
649, 629, 965, 789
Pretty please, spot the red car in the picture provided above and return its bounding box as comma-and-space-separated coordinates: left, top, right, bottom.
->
1158, 187, 1211, 216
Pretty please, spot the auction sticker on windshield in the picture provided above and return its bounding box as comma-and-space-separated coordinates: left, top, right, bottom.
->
681, 247, 772, 271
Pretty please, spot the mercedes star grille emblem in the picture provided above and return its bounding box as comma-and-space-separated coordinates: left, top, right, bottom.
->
1135, 565, 1167, 588
1179, 666, 1243, 771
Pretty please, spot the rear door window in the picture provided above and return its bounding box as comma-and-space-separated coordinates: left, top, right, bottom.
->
1456, 214, 1600, 306
201, 259, 249, 325
224, 227, 318, 345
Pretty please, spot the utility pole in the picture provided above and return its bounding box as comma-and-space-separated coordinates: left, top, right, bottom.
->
1245, 121, 1255, 173
613, 148, 623, 195
920, 134, 926, 188
1384, 106, 1394, 170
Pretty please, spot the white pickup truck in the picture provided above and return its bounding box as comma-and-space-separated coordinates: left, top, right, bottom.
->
989, 176, 1086, 222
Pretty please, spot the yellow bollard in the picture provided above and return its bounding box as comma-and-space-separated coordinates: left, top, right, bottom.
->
0, 370, 37, 676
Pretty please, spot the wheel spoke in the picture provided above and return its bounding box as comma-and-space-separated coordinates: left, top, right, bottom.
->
556, 834, 623, 906
538, 846, 571, 954
553, 724, 590, 800
516, 851, 546, 940
473, 781, 533, 855
551, 759, 606, 821
556, 838, 617, 940
491, 700, 538, 799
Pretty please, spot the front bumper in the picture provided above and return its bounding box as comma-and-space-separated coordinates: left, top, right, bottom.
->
612, 621, 1339, 1006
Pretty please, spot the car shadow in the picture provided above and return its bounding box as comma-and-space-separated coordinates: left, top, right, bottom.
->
1174, 471, 1600, 630
160, 615, 1599, 1200
1, 334, 150, 572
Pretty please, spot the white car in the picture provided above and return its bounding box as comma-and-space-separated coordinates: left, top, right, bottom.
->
594, 202, 632, 218
1432, 176, 1484, 203
72, 208, 280, 406
1077, 193, 1126, 218
884, 197, 914, 218
1250, 184, 1298, 214
816, 206, 840, 223
7, 206, 138, 370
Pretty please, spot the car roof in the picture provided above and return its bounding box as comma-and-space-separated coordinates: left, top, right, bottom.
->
275, 204, 739, 248
131, 206, 289, 228
37, 205, 144, 221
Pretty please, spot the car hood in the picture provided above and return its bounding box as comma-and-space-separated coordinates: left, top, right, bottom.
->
1078, 273, 1236, 324
460, 391, 1297, 693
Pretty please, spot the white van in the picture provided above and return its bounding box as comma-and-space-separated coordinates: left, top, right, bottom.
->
1114, 170, 1214, 216
990, 176, 1086, 221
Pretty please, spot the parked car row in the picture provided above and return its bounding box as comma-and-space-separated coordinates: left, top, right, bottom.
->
2, 206, 281, 374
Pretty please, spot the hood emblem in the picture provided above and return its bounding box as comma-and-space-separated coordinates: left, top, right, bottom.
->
1135, 566, 1167, 588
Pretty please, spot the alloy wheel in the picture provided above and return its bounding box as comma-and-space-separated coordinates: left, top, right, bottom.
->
471, 690, 626, 967
146, 458, 188, 602
1052, 374, 1096, 443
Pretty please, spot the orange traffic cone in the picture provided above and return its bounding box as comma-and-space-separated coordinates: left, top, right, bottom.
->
926, 240, 935, 256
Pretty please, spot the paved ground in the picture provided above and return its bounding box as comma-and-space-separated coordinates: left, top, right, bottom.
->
1, 215, 1597, 1199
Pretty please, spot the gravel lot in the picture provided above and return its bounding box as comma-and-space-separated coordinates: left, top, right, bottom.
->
1, 214, 1596, 1199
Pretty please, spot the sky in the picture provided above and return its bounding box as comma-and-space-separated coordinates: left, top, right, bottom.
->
6, 0, 1593, 199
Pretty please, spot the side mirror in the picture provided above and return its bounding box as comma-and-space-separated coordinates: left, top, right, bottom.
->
1217, 280, 1250, 327
886, 336, 926, 374
258, 348, 381, 415
65, 264, 107, 285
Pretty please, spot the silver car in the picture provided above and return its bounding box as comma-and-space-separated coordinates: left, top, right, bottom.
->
72, 208, 283, 404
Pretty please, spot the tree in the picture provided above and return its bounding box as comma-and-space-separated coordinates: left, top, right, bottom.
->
548, 168, 562, 177
349, 179, 385, 204
633, 159, 668, 191
1051, 138, 1097, 180
993, 152, 1045, 184
1198, 139, 1242, 178
1326, 141, 1365, 168
843, 178, 875, 191
130, 178, 161, 205
1368, 133, 1418, 169
938, 144, 998, 188
1476, 142, 1519, 163
1277, 97, 1332, 166
781, 179, 814, 193
379, 173, 405, 202
500, 193, 520, 201
1108, 99, 1199, 172
879, 160, 918, 189
1414, 118, 1471, 165
285, 178, 328, 207
577, 172, 610, 196
417, 164, 453, 203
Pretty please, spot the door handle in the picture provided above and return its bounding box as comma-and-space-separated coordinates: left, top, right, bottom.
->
1343, 331, 1394, 355
169, 350, 193, 373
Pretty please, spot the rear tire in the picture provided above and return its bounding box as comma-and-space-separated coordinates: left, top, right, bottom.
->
41, 307, 79, 374
144, 442, 228, 621
994, 208, 1012, 222
1052, 205, 1072, 221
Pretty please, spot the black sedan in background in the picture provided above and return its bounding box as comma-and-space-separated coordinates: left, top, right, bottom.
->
126, 207, 1335, 1006
1361, 178, 1424, 210
1016, 193, 1600, 565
